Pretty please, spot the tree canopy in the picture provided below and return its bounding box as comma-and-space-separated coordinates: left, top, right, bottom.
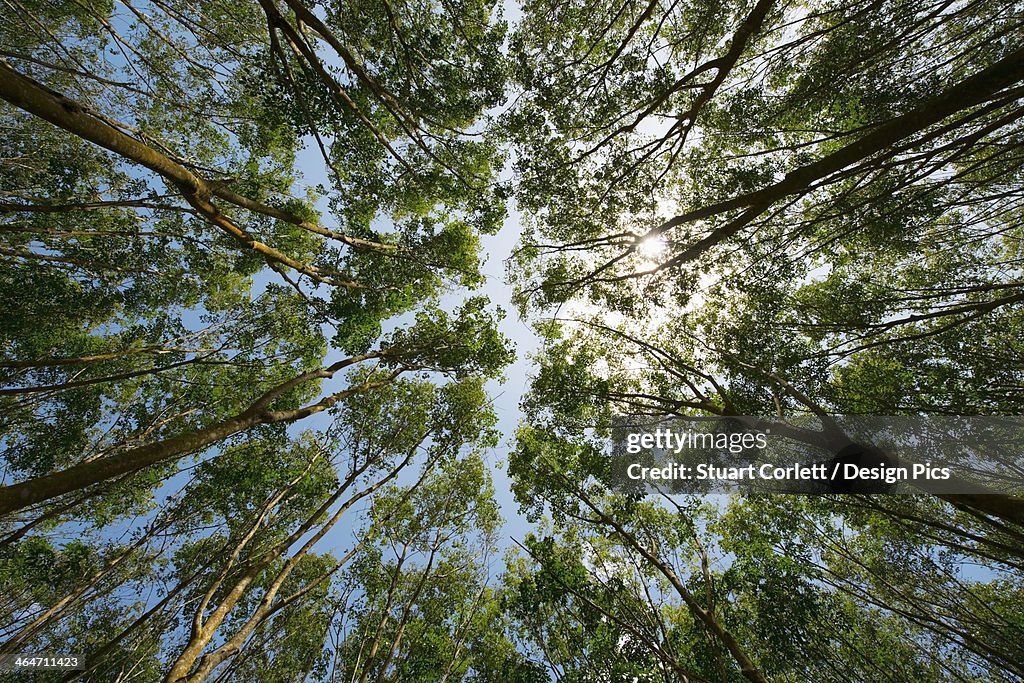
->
2, 0, 1023, 680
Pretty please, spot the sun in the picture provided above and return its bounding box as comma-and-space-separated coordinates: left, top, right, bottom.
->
636, 235, 668, 261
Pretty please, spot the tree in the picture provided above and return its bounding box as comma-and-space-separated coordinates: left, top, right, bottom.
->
0, 0, 511, 519
159, 374, 495, 683
505, 444, 1024, 682
328, 453, 503, 682
506, 0, 1024, 513
1, 1, 515, 680
504, 1, 1024, 680
1, 373, 511, 683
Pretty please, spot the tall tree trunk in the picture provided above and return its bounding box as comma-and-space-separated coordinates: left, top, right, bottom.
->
0, 354, 385, 516
641, 45, 1024, 271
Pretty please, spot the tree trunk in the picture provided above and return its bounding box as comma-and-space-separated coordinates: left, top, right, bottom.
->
0, 354, 381, 516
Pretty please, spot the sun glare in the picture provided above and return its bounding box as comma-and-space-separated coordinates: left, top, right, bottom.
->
636, 235, 668, 260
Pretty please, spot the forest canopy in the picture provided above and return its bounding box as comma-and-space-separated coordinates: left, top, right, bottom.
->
1, 0, 1023, 681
